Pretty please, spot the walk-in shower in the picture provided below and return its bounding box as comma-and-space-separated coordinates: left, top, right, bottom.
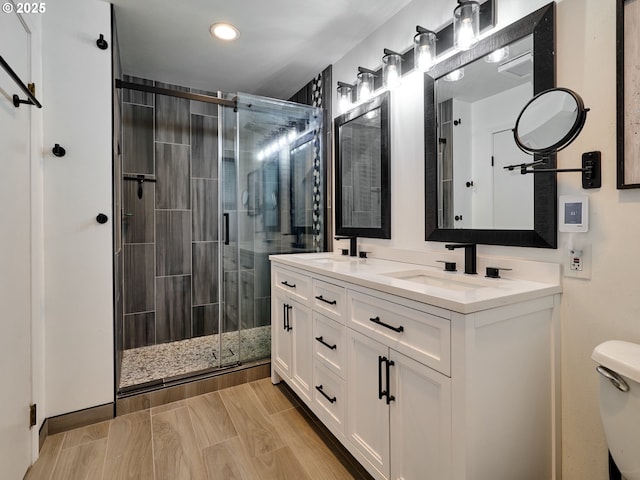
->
113, 76, 325, 394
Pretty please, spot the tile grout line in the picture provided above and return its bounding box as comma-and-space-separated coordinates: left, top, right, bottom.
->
99, 420, 113, 480
149, 408, 157, 480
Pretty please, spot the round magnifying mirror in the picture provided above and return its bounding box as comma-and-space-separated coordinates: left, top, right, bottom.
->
514, 88, 588, 155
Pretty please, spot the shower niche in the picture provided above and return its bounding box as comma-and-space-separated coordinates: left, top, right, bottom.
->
114, 77, 325, 393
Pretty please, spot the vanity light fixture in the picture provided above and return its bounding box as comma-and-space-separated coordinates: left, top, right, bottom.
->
414, 26, 437, 72
485, 45, 509, 63
357, 67, 377, 102
337, 81, 354, 113
453, 0, 480, 51
210, 22, 240, 41
382, 49, 402, 89
443, 68, 464, 82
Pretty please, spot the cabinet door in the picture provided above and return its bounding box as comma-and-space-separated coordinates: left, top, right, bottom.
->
272, 291, 292, 378
389, 350, 451, 480
347, 329, 390, 480
290, 299, 313, 403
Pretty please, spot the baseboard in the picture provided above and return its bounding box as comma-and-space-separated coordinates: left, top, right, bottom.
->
47, 402, 115, 437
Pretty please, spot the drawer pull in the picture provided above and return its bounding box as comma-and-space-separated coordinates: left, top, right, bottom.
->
315, 385, 337, 404
281, 280, 296, 289
315, 336, 337, 350
369, 316, 404, 333
315, 295, 337, 306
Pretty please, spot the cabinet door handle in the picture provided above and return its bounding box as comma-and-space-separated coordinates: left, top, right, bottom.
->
385, 358, 395, 404
283, 303, 289, 331
315, 295, 337, 306
315, 336, 337, 350
281, 280, 296, 289
286, 304, 293, 331
378, 356, 386, 401
315, 385, 337, 404
369, 316, 404, 333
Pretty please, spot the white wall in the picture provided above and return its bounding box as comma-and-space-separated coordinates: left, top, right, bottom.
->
42, 0, 113, 417
332, 1, 636, 478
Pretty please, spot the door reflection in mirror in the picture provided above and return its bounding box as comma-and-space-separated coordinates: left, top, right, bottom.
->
435, 35, 533, 230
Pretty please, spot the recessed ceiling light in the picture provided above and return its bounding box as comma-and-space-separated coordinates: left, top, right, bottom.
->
210, 23, 240, 41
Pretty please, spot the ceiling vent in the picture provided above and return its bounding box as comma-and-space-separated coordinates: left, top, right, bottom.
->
498, 51, 532, 78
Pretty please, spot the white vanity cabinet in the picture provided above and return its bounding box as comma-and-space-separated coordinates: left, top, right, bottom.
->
271, 267, 314, 403
270, 255, 560, 480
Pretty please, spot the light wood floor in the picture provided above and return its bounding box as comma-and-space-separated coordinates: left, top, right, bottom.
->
25, 378, 367, 480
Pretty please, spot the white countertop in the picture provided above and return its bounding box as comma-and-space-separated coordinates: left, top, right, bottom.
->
270, 252, 562, 314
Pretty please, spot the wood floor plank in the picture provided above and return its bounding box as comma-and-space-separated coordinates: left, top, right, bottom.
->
62, 421, 110, 450
186, 391, 237, 449
24, 433, 65, 480
50, 438, 108, 480
270, 407, 356, 480
103, 411, 153, 480
218, 383, 285, 458
152, 406, 207, 480
151, 399, 186, 416
250, 378, 297, 415
248, 446, 313, 480
201, 436, 248, 480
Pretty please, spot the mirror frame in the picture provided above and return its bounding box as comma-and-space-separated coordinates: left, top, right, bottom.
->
424, 2, 557, 248
335, 90, 391, 239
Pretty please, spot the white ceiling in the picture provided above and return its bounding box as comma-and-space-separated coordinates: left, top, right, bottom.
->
111, 0, 414, 100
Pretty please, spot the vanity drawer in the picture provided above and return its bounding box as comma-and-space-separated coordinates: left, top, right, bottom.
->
273, 266, 311, 305
348, 291, 451, 376
313, 359, 346, 440
313, 312, 346, 378
312, 279, 347, 323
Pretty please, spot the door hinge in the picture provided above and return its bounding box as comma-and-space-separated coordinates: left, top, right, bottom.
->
30, 403, 37, 428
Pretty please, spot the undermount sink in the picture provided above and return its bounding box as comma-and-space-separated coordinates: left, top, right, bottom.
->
381, 269, 490, 292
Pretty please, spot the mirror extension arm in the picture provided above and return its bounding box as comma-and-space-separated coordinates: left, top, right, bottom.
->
503, 151, 601, 189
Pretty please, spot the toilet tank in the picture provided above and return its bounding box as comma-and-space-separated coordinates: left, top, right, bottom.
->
592, 340, 640, 480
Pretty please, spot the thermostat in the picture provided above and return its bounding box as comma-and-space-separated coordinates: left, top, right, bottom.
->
559, 195, 588, 232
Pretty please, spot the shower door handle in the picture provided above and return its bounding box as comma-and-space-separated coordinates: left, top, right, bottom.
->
223, 213, 229, 245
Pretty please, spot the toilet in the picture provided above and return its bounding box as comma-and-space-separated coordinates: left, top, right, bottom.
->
592, 340, 640, 480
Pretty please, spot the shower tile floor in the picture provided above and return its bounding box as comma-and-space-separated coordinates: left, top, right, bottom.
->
119, 326, 271, 389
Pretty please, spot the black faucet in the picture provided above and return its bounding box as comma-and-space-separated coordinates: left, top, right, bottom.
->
444, 243, 477, 275
335, 236, 357, 256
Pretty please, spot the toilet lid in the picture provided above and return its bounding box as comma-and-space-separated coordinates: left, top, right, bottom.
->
592, 340, 640, 384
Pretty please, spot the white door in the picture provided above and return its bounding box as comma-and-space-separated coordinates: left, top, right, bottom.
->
492, 129, 534, 229
0, 7, 34, 478
290, 299, 313, 403
347, 329, 390, 480
389, 350, 452, 480
272, 291, 292, 378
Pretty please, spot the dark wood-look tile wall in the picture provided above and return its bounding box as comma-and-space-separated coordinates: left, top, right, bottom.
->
192, 241, 219, 306
124, 312, 156, 349
122, 75, 154, 106
155, 82, 190, 145
191, 114, 218, 179
123, 103, 154, 175
123, 244, 155, 314
192, 178, 218, 241
123, 181, 155, 244
190, 88, 219, 117
156, 275, 192, 343
155, 143, 190, 210
192, 304, 219, 337
156, 210, 191, 277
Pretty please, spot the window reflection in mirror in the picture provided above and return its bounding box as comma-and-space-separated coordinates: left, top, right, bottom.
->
335, 91, 390, 239
436, 35, 534, 230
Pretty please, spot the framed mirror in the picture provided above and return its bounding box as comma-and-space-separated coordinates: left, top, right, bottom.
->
335, 90, 391, 239
425, 3, 557, 248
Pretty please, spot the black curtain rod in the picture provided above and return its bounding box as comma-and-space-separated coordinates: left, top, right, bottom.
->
0, 55, 42, 108
115, 79, 236, 108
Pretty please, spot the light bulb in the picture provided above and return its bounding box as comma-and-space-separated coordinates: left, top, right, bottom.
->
382, 52, 402, 90
456, 19, 476, 50
485, 46, 510, 63
453, 1, 480, 51
414, 29, 437, 72
443, 68, 464, 82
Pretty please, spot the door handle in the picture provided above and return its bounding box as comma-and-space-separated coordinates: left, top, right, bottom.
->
286, 304, 293, 331
378, 356, 386, 401
223, 213, 229, 245
385, 358, 395, 404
